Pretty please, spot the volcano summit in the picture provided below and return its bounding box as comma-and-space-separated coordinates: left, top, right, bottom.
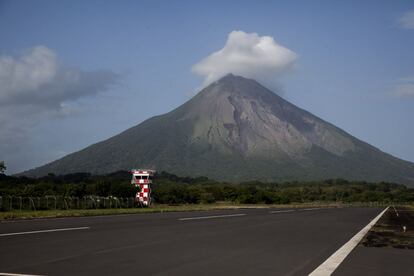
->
23, 74, 414, 185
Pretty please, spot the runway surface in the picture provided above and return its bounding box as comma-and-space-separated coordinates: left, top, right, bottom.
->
0, 207, 384, 275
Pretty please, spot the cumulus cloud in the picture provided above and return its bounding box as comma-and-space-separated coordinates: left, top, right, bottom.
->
192, 30, 297, 87
398, 10, 414, 29
0, 46, 118, 107
0, 46, 119, 173
391, 77, 414, 98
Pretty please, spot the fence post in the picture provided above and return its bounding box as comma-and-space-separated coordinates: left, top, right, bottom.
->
69, 197, 73, 209
64, 197, 69, 210
29, 197, 36, 211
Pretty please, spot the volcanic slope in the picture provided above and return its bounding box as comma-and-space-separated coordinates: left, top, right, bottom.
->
23, 74, 414, 185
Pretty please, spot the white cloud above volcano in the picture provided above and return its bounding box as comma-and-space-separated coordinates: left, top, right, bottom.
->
192, 30, 297, 87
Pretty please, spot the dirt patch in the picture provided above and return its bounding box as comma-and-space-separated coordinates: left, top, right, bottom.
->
361, 206, 414, 249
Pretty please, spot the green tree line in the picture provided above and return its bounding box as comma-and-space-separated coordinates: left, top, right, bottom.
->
1, 171, 413, 204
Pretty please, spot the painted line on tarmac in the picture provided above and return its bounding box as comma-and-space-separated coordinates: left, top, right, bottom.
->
301, 208, 323, 211
269, 209, 295, 214
0, 226, 90, 237
179, 213, 246, 221
0, 272, 45, 276
309, 206, 389, 276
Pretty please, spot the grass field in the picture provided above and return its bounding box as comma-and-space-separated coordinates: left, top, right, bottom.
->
0, 202, 391, 221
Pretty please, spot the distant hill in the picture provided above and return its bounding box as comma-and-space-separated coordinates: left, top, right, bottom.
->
22, 74, 414, 186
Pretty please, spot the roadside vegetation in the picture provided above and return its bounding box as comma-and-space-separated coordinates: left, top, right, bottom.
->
361, 206, 414, 249
1, 171, 413, 205
152, 173, 413, 204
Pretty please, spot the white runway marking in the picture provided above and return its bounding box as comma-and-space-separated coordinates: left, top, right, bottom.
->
309, 206, 389, 276
0, 226, 90, 237
0, 273, 45, 276
301, 208, 323, 211
269, 209, 295, 214
179, 213, 246, 221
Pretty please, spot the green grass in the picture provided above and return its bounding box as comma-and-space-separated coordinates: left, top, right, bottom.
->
0, 204, 260, 220
0, 202, 391, 221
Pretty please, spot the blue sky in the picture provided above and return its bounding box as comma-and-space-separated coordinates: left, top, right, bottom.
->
1, 0, 414, 174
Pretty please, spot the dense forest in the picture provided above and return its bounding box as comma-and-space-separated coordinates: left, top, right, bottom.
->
1, 171, 413, 205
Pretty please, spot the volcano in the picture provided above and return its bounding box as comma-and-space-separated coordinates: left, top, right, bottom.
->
23, 74, 414, 185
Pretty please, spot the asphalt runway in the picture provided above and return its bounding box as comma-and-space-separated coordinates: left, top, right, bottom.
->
0, 207, 383, 275
334, 246, 414, 276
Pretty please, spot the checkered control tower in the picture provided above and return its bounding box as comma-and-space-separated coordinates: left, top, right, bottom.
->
131, 169, 155, 206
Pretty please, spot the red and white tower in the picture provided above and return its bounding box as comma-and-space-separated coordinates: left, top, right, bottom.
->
131, 169, 155, 206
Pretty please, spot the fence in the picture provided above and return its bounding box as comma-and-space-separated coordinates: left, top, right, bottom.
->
0, 196, 141, 211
